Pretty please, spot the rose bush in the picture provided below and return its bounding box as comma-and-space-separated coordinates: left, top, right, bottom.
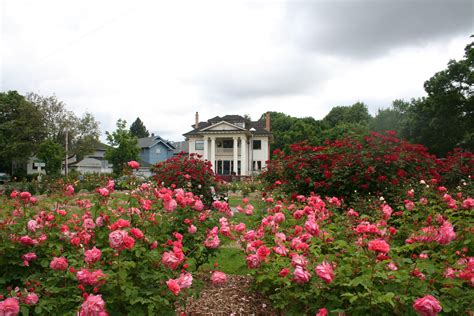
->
262, 131, 473, 203
151, 152, 222, 205
235, 183, 473, 315
0, 173, 235, 315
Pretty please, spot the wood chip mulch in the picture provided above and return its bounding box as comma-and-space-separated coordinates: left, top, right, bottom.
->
177, 274, 279, 316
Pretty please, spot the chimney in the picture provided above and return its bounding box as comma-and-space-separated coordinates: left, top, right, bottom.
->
195, 112, 199, 129
265, 111, 271, 131
151, 133, 155, 137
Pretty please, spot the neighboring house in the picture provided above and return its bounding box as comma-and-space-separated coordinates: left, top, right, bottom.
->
19, 156, 47, 175
183, 112, 273, 176
137, 135, 176, 166
69, 142, 113, 174
171, 141, 189, 155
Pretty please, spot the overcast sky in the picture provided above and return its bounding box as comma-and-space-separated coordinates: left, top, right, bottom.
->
1, 0, 472, 141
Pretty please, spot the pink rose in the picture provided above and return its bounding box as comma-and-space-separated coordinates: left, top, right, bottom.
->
19, 236, 37, 246
27, 220, 38, 232
304, 219, 320, 236
246, 254, 260, 269
97, 188, 109, 197
413, 295, 442, 316
436, 221, 456, 245
256, 245, 271, 260
177, 272, 193, 289
85, 247, 102, 265
166, 279, 180, 295
188, 225, 197, 234
50, 257, 68, 271
315, 262, 334, 284
204, 235, 220, 249
279, 268, 289, 277
20, 191, 32, 201
83, 218, 96, 230
76, 269, 107, 286
405, 200, 415, 211
64, 184, 75, 196
291, 254, 308, 268
164, 199, 177, 212
316, 308, 328, 316
22, 252, 37, 266
293, 266, 311, 284
109, 230, 134, 251
194, 200, 204, 211
382, 204, 393, 220
79, 294, 106, 316
0, 297, 19, 316
368, 239, 390, 253
162, 251, 184, 270
211, 271, 227, 285
127, 160, 140, 169
23, 293, 39, 305
130, 228, 144, 240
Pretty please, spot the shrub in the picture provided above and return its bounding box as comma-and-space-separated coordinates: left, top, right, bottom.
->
236, 185, 474, 315
151, 153, 221, 205
262, 131, 473, 203
0, 180, 234, 315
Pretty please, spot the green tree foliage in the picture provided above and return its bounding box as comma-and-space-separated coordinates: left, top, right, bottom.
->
105, 119, 140, 175
0, 91, 46, 172
36, 140, 65, 175
322, 102, 372, 127
403, 40, 473, 156
129, 117, 150, 138
370, 99, 410, 135
265, 112, 323, 153
26, 93, 101, 160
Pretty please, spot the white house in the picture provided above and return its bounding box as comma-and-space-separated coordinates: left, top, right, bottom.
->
69, 142, 113, 174
183, 113, 273, 176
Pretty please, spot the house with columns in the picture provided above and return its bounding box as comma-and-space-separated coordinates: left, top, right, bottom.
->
183, 113, 273, 176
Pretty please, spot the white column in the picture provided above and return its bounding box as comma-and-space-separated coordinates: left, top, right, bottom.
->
210, 136, 216, 172
241, 136, 247, 176
233, 136, 238, 174
203, 137, 209, 161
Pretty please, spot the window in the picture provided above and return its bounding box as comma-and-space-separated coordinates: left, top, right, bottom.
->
195, 140, 204, 150
223, 140, 233, 148
253, 140, 261, 150
155, 148, 161, 154
253, 161, 262, 171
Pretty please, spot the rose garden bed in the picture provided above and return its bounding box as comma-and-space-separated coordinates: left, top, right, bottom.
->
0, 147, 473, 315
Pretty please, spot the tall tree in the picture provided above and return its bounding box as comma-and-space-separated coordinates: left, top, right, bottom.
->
403, 40, 473, 156
0, 91, 46, 173
26, 93, 101, 160
36, 140, 65, 175
129, 117, 150, 138
370, 99, 410, 135
105, 119, 140, 175
322, 102, 372, 127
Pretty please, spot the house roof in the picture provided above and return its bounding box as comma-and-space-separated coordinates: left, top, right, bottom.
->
183, 115, 272, 137
138, 136, 176, 150
171, 141, 189, 154
95, 142, 112, 151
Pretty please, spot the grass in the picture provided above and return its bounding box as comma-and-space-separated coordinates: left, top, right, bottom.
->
198, 247, 250, 275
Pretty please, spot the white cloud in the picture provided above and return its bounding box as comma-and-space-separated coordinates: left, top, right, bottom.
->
1, 0, 472, 141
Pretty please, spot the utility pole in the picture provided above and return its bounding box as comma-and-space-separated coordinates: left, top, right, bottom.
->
65, 130, 68, 178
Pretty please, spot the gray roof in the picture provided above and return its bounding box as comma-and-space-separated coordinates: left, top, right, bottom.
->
138, 136, 176, 150
183, 115, 272, 137
171, 141, 189, 154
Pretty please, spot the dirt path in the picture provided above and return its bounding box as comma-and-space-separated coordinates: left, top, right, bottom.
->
177, 274, 278, 316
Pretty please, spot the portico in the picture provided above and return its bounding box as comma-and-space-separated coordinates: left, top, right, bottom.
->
184, 114, 273, 177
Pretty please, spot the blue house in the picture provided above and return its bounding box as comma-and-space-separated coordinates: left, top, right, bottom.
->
138, 135, 176, 166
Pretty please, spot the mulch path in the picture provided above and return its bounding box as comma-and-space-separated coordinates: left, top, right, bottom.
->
177, 274, 278, 316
